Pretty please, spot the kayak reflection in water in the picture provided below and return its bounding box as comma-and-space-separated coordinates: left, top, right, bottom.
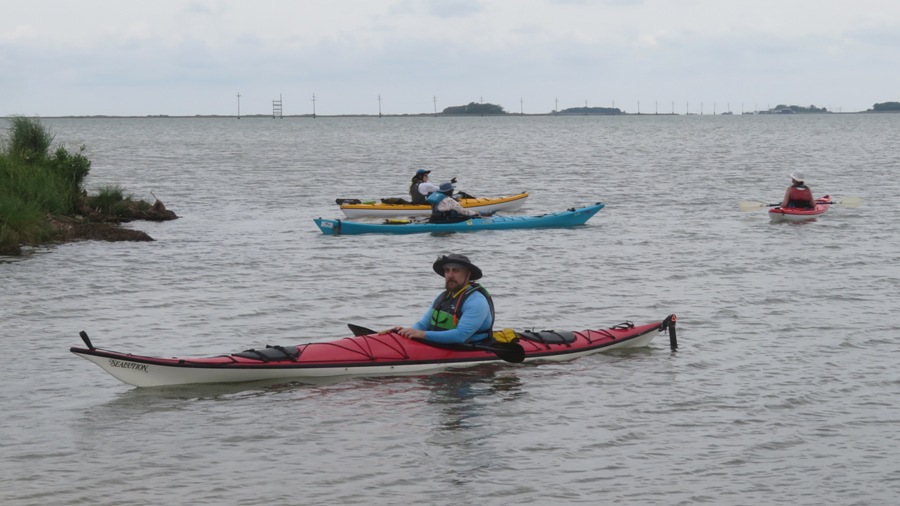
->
780, 170, 817, 209
390, 254, 494, 345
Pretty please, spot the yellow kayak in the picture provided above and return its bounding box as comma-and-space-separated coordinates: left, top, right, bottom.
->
337, 192, 529, 218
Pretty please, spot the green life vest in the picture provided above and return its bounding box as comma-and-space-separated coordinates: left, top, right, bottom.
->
428, 282, 495, 339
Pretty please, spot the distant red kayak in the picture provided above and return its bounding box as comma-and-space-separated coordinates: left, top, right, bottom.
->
769, 195, 832, 222
70, 315, 677, 387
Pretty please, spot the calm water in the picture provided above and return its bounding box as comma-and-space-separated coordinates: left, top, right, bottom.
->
2, 114, 900, 505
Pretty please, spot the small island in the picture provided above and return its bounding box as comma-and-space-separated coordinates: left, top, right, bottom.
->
0, 117, 177, 256
433, 101, 898, 116
441, 102, 507, 115
761, 104, 830, 114
867, 102, 900, 112
556, 106, 624, 115
438, 102, 624, 115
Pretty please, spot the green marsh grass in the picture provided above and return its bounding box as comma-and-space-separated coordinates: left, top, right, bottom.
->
88, 185, 151, 218
0, 117, 94, 254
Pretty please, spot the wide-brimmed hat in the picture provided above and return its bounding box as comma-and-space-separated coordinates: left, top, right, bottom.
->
414, 169, 431, 177
438, 182, 456, 193
433, 254, 482, 280
790, 170, 806, 182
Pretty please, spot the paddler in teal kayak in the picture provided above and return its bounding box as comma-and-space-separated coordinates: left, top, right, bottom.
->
426, 182, 482, 222
391, 254, 494, 344
780, 171, 817, 209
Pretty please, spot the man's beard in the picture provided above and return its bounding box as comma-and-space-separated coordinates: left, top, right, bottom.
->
445, 278, 464, 292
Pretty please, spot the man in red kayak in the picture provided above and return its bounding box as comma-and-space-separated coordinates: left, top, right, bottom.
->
391, 254, 495, 344
780, 171, 817, 209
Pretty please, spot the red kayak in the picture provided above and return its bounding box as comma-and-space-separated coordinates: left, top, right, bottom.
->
70, 315, 677, 387
769, 195, 831, 222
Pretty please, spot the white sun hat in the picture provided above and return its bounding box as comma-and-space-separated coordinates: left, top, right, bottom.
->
789, 170, 806, 182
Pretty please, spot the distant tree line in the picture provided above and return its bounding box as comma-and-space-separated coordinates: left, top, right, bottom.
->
441, 102, 506, 115
769, 104, 829, 113
557, 107, 624, 115
870, 102, 900, 112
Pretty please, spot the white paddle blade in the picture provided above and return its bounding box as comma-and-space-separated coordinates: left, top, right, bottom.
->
837, 196, 863, 208
739, 200, 768, 212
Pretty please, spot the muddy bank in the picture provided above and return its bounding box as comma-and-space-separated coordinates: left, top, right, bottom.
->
12, 197, 180, 255
48, 215, 155, 243
59, 196, 178, 242
76, 197, 179, 224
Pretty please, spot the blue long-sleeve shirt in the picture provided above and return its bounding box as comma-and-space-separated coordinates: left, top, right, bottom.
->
411, 289, 492, 344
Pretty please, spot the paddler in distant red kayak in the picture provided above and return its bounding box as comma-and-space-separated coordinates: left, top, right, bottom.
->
780, 171, 817, 209
390, 254, 494, 345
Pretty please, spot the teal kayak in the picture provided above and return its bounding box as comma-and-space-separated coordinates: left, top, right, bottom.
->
314, 203, 604, 235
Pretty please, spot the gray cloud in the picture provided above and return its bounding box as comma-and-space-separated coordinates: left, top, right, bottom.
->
2, 0, 899, 115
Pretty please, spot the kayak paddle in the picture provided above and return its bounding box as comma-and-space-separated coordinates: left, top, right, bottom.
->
348, 323, 381, 336
347, 324, 525, 364
739, 196, 863, 211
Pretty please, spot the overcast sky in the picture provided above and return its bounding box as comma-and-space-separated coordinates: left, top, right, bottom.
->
3, 0, 898, 116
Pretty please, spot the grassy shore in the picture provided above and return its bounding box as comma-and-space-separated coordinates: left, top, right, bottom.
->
0, 116, 175, 256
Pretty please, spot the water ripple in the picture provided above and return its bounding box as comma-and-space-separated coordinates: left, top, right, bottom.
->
3, 115, 900, 505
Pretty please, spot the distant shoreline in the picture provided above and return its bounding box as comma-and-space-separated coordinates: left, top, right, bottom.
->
5, 111, 896, 119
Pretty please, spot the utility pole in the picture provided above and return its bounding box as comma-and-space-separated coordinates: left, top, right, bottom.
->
520, 98, 523, 115
236, 92, 241, 119
433, 96, 437, 117
378, 94, 382, 118
312, 93, 316, 119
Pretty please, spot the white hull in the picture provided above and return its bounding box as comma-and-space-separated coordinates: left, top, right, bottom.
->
769, 209, 828, 223
71, 331, 655, 388
72, 351, 485, 388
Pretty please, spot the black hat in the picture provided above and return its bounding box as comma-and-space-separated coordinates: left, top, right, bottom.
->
433, 254, 482, 280
414, 169, 431, 177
